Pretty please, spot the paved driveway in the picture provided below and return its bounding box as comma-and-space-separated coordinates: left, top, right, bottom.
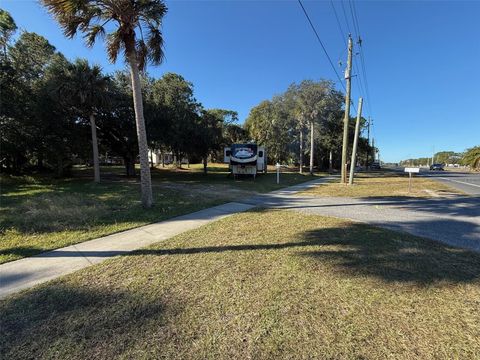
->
2, 176, 479, 299
241, 190, 480, 252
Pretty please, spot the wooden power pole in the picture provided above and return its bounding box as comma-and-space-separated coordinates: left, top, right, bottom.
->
349, 97, 363, 185
366, 117, 371, 170
341, 35, 353, 184
372, 138, 375, 162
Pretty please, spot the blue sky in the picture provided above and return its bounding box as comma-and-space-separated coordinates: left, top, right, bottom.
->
3, 0, 479, 162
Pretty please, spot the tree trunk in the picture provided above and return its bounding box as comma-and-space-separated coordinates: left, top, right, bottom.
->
299, 128, 303, 174
124, 155, 136, 177
56, 155, 64, 178
128, 53, 153, 208
329, 149, 333, 173
309, 121, 314, 175
150, 150, 154, 168
161, 152, 165, 168
203, 157, 208, 174
37, 151, 44, 171
89, 113, 100, 183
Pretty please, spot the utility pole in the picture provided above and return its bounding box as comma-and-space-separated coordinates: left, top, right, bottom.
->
299, 128, 303, 174
366, 117, 371, 171
341, 35, 353, 184
309, 119, 314, 175
349, 97, 363, 185
372, 138, 375, 162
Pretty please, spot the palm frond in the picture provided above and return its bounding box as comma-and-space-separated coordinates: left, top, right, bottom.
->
145, 26, 164, 65
106, 30, 123, 64
84, 25, 105, 47
41, 0, 168, 69
136, 39, 148, 71
138, 0, 167, 25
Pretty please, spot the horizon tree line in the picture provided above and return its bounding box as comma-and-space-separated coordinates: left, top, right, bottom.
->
1, 3, 380, 212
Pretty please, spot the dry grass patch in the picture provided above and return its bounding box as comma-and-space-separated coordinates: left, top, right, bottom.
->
303, 171, 462, 198
0, 181, 227, 264
1, 210, 479, 359
0, 168, 325, 264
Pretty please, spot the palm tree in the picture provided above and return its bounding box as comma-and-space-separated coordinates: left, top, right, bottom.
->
295, 80, 339, 175
41, 0, 168, 208
285, 84, 305, 174
461, 146, 480, 170
0, 9, 17, 57
63, 59, 109, 183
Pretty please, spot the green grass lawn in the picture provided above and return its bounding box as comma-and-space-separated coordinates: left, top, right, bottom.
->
1, 209, 478, 359
302, 171, 462, 198
0, 164, 323, 264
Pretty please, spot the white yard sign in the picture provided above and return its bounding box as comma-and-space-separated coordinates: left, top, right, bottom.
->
404, 167, 420, 173
404, 167, 420, 192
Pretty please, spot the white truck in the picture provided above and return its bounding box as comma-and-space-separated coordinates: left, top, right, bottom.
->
224, 143, 267, 179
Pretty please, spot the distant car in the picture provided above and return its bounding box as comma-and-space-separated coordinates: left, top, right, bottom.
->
371, 162, 381, 170
430, 163, 444, 171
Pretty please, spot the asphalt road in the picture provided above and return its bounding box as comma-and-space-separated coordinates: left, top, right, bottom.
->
241, 176, 480, 252
421, 169, 480, 195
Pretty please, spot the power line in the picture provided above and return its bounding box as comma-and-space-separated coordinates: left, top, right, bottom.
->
340, 0, 353, 36
330, 0, 347, 48
333, 0, 374, 120
344, 0, 371, 119
297, 0, 356, 112
349, 0, 374, 118
330, 0, 366, 109
348, 0, 361, 42
297, 0, 346, 92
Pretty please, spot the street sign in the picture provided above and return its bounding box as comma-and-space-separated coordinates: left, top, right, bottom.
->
404, 167, 419, 192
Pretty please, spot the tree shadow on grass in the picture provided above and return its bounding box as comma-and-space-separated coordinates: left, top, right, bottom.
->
0, 283, 176, 359
4, 217, 479, 287
126, 221, 480, 286
358, 195, 480, 218
298, 222, 480, 285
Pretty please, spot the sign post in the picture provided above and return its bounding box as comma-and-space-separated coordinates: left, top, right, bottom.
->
276, 163, 281, 184
404, 167, 420, 192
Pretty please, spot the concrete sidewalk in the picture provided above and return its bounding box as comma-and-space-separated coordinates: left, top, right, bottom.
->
0, 176, 333, 299
2, 174, 478, 299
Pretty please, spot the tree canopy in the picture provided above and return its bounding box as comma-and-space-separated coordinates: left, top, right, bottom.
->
461, 146, 480, 169
244, 80, 371, 170
0, 18, 239, 177
1, 9, 376, 179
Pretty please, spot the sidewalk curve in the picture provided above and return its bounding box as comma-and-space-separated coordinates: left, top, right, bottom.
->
0, 176, 333, 299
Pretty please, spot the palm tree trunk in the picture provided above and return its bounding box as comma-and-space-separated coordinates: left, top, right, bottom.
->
329, 149, 333, 173
89, 113, 100, 183
124, 155, 136, 177
56, 154, 64, 178
203, 157, 208, 174
299, 128, 303, 174
37, 151, 44, 171
128, 53, 153, 208
309, 121, 314, 175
